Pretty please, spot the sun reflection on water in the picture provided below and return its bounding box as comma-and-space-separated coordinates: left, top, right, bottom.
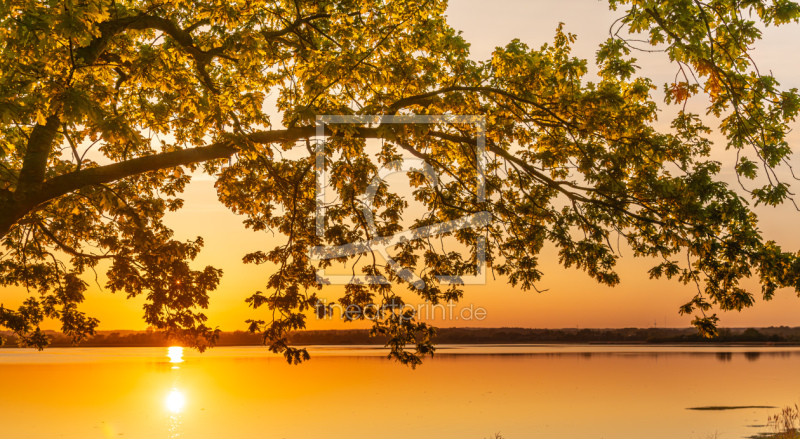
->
165, 388, 186, 413
165, 346, 186, 437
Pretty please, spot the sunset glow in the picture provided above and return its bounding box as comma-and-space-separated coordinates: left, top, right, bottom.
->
3, 0, 800, 437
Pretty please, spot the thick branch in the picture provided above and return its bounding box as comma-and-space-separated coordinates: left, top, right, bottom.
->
15, 115, 61, 198
35, 143, 236, 207
33, 127, 323, 210
1, 121, 662, 242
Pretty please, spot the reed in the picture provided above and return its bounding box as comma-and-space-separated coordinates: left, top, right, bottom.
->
766, 404, 800, 439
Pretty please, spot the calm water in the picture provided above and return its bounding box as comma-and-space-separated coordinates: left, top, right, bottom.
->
1, 345, 799, 439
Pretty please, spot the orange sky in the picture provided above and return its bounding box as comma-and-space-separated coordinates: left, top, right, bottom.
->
4, 0, 800, 331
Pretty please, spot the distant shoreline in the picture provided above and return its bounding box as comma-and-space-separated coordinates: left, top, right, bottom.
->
3, 326, 800, 348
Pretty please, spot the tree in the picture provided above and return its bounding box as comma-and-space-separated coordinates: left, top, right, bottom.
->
1, 0, 799, 365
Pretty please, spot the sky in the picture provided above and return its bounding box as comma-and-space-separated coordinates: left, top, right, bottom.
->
5, 0, 800, 332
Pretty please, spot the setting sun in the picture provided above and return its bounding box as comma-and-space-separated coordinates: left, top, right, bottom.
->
167, 347, 184, 364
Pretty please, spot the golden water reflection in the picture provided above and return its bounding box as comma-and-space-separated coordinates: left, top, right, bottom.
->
2, 346, 800, 438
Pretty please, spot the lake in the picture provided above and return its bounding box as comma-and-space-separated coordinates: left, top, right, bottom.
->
1, 345, 798, 438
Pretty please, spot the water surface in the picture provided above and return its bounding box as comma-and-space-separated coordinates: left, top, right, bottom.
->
1, 344, 798, 438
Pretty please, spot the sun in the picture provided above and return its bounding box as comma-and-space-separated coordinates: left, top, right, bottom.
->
167, 346, 184, 364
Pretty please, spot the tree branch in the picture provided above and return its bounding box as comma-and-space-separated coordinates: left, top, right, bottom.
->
15, 115, 61, 198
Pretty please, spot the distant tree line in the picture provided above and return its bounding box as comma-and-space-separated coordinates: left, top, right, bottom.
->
0, 329, 263, 348
2, 326, 800, 348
